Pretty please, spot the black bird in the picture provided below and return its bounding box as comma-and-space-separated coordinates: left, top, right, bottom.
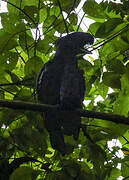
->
37, 32, 94, 155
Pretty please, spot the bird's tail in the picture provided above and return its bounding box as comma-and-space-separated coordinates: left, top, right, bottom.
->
44, 112, 66, 155
50, 131, 66, 155
61, 114, 81, 140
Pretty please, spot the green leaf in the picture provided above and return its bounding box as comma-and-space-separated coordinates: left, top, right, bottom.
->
20, 6, 38, 24
97, 83, 108, 99
43, 15, 57, 32
24, 56, 43, 77
0, 30, 18, 54
1, 109, 19, 126
50, 6, 60, 16
5, 70, 20, 83
69, 13, 78, 25
1, 13, 16, 33
102, 72, 121, 89
1, 12, 26, 34
106, 59, 125, 74
121, 162, 129, 178
88, 22, 102, 36
37, 39, 51, 54
99, 43, 116, 63
19, 31, 34, 53
0, 52, 18, 71
7, 1, 20, 17
95, 18, 123, 38
107, 168, 121, 180
62, 160, 80, 178
113, 66, 129, 116
10, 166, 40, 180
39, 6, 48, 23
77, 169, 94, 180
111, 36, 129, 52
52, 0, 81, 12
46, 171, 73, 180
14, 88, 33, 101
54, 19, 70, 34
20, 0, 38, 6
78, 59, 93, 75
83, 0, 106, 19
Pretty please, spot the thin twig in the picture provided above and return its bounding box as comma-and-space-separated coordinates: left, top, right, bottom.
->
56, 0, 69, 34
0, 78, 33, 87
15, 48, 25, 63
0, 88, 15, 96
122, 136, 129, 144
90, 23, 129, 52
77, 13, 85, 32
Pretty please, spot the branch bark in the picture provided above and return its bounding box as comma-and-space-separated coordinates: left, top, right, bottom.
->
0, 99, 129, 125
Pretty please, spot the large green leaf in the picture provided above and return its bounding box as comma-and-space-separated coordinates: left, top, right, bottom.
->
95, 18, 123, 38
10, 167, 40, 180
0, 52, 18, 71
24, 56, 43, 77
62, 160, 80, 178
106, 168, 121, 180
54, 19, 70, 33
83, 0, 106, 19
50, 6, 60, 16
19, 6, 38, 25
113, 65, 129, 116
8, 0, 38, 8
88, 22, 102, 36
43, 15, 57, 32
19, 31, 34, 54
37, 39, 51, 54
39, 6, 48, 23
52, 0, 81, 12
0, 13, 23, 33
102, 72, 121, 89
0, 30, 18, 54
69, 13, 78, 26
7, 1, 20, 17
121, 161, 129, 178
106, 59, 125, 74
97, 83, 108, 99
20, 0, 38, 6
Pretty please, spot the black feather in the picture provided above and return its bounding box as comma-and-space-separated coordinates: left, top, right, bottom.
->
37, 32, 94, 155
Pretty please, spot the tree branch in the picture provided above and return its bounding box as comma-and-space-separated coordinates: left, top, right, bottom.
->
0, 99, 129, 125
90, 23, 129, 52
0, 78, 33, 86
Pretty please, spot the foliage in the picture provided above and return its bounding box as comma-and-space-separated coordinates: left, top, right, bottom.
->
0, 0, 129, 179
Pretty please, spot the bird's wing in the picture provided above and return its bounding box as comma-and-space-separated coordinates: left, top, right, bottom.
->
37, 60, 66, 155
36, 60, 51, 103
60, 64, 85, 140
37, 60, 61, 105
60, 64, 85, 109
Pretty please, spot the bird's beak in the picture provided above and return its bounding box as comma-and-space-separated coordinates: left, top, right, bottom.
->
76, 49, 92, 57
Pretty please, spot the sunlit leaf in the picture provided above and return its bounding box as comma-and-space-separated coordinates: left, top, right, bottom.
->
10, 167, 40, 180
102, 72, 121, 89
0, 30, 18, 54
24, 56, 43, 77
95, 18, 123, 38
83, 0, 106, 19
